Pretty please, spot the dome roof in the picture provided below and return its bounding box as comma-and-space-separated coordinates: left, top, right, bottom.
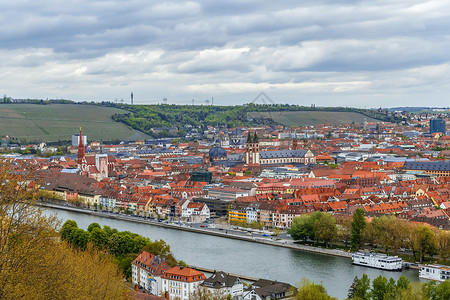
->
209, 146, 227, 161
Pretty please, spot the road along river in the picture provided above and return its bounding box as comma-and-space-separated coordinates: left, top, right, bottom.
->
43, 207, 420, 299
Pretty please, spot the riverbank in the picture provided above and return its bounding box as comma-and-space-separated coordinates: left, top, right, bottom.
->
40, 203, 353, 260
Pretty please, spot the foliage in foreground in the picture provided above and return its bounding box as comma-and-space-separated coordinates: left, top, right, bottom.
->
0, 159, 127, 299
60, 219, 178, 279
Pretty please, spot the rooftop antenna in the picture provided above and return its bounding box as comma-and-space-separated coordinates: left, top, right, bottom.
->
131, 92, 134, 105
192, 99, 195, 105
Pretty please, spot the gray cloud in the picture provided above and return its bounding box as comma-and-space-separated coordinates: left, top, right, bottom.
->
1, 1, 450, 107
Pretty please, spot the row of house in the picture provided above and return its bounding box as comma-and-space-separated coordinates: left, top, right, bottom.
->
131, 251, 294, 300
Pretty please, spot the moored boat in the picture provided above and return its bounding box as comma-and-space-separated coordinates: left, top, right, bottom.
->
419, 264, 450, 282
352, 251, 402, 271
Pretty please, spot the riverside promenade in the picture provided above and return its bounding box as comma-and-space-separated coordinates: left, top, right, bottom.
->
41, 202, 353, 260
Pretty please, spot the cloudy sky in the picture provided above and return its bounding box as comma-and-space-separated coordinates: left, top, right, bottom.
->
2, 0, 450, 107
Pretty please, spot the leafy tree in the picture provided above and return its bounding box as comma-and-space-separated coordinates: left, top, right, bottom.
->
0, 159, 126, 299
354, 274, 370, 300
288, 214, 314, 241
370, 275, 391, 300
90, 227, 108, 249
103, 225, 118, 238
412, 225, 437, 262
338, 217, 352, 248
361, 221, 378, 249
107, 233, 123, 255
351, 208, 366, 250
87, 222, 101, 233
313, 213, 337, 248
433, 280, 450, 300
60, 220, 78, 242
347, 276, 359, 299
436, 230, 450, 264
71, 228, 90, 250
293, 278, 337, 300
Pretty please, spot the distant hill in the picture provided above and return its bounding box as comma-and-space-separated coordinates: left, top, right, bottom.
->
0, 104, 149, 143
248, 111, 379, 126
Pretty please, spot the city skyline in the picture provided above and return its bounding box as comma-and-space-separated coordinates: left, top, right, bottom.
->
2, 1, 450, 108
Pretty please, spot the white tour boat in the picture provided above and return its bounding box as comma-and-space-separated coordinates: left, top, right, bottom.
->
352, 251, 403, 271
419, 264, 450, 282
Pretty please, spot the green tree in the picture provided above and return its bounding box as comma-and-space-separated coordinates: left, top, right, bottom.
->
354, 274, 370, 300
370, 275, 391, 300
338, 217, 352, 248
288, 214, 314, 241
72, 228, 90, 250
313, 213, 337, 248
412, 225, 437, 262
87, 222, 101, 233
60, 220, 78, 242
90, 227, 108, 249
293, 278, 337, 300
107, 233, 123, 255
351, 208, 366, 250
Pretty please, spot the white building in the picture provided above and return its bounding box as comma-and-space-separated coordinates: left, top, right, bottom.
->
161, 266, 206, 300
131, 251, 170, 295
181, 200, 210, 220
246, 206, 258, 223
201, 271, 244, 300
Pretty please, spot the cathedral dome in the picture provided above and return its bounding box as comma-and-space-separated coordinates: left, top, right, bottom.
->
209, 146, 227, 162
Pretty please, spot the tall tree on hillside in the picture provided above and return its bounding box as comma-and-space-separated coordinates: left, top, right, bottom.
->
351, 208, 366, 250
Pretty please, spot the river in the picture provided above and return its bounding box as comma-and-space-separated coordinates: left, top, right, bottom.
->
43, 208, 420, 299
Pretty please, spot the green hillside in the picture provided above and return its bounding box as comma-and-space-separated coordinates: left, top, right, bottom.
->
0, 104, 149, 143
248, 111, 379, 126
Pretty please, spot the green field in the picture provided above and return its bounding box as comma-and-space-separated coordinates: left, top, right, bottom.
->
0, 104, 149, 142
248, 111, 379, 126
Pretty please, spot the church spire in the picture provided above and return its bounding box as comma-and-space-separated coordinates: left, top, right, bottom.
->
77, 127, 85, 168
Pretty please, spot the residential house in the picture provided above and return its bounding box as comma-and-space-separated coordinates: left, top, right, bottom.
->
161, 266, 206, 300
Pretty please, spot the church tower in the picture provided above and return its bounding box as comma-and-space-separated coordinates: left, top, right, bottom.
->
245, 132, 260, 165
292, 129, 298, 150
77, 127, 86, 170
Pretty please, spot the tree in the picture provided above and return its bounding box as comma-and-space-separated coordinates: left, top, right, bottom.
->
370, 275, 391, 300
108, 233, 124, 255
87, 222, 101, 233
347, 276, 359, 299
190, 285, 227, 300
293, 278, 337, 300
361, 221, 378, 249
313, 213, 337, 248
353, 274, 370, 300
0, 159, 127, 299
60, 220, 78, 242
351, 208, 366, 250
72, 228, 90, 250
288, 214, 314, 242
412, 225, 437, 262
338, 217, 352, 248
90, 227, 108, 249
435, 230, 450, 264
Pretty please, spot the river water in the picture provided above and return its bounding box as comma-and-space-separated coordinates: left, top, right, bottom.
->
43, 208, 420, 299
